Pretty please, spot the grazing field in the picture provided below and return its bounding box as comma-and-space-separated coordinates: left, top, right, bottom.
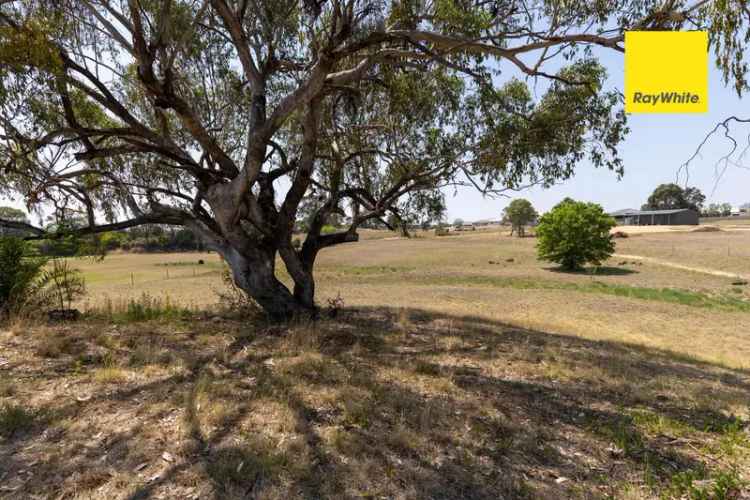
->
1, 228, 749, 499
615, 229, 750, 278
75, 227, 750, 368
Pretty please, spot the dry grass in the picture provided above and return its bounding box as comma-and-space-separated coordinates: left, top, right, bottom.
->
0, 311, 747, 499
64, 229, 750, 369
1, 228, 744, 497
615, 230, 750, 277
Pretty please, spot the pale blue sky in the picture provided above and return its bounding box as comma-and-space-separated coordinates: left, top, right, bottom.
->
447, 47, 750, 221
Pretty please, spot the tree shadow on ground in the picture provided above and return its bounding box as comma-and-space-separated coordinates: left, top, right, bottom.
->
545, 265, 639, 276
0, 307, 748, 499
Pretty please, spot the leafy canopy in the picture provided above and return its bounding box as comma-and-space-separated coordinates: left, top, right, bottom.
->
536, 200, 616, 270
644, 184, 706, 212
503, 199, 538, 237
0, 0, 747, 316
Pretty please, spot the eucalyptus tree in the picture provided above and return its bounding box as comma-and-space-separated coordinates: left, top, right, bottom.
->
503, 198, 537, 237
0, 0, 746, 318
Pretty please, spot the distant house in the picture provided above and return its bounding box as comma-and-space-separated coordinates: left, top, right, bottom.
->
473, 219, 502, 227
609, 208, 699, 226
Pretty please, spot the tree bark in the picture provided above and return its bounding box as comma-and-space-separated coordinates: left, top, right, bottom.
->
220, 246, 314, 321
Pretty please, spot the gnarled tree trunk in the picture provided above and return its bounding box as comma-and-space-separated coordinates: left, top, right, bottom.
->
219, 246, 316, 320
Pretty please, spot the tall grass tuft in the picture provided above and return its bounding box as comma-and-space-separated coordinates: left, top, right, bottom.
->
88, 292, 193, 322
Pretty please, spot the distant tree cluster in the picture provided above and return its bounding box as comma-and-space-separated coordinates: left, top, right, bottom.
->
641, 186, 749, 217
102, 226, 206, 253
0, 207, 206, 256
642, 184, 706, 212
32, 226, 206, 257
702, 203, 736, 217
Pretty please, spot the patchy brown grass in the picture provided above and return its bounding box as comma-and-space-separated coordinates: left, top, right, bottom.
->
68, 230, 750, 370
0, 310, 748, 499
9, 228, 743, 497
615, 229, 750, 277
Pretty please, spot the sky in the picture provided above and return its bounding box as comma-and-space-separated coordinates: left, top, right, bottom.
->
445, 47, 750, 221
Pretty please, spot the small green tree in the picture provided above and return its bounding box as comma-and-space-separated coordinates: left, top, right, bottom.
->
0, 237, 47, 317
503, 199, 538, 237
453, 218, 464, 228
34, 260, 87, 312
536, 201, 616, 270
0, 237, 86, 318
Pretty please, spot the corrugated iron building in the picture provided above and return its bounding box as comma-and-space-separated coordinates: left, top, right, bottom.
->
609, 208, 699, 226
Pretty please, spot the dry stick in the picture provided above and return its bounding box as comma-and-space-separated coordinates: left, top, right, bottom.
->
131, 272, 134, 286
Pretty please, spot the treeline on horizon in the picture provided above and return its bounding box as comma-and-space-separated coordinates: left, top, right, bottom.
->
0, 204, 391, 256
35, 225, 209, 257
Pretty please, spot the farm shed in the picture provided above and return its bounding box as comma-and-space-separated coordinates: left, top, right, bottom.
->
609, 208, 699, 226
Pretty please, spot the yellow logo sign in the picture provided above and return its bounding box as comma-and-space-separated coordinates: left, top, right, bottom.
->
625, 31, 708, 113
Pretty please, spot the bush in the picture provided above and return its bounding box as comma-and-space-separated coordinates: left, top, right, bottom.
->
536, 200, 616, 270
100, 231, 127, 250
0, 237, 47, 317
34, 259, 87, 311
0, 403, 39, 438
0, 237, 87, 318
123, 293, 186, 321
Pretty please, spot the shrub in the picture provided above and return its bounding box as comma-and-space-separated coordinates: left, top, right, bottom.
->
33, 259, 86, 311
536, 200, 616, 270
100, 231, 127, 250
1, 238, 87, 319
123, 293, 187, 321
0, 403, 39, 438
0, 237, 47, 317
